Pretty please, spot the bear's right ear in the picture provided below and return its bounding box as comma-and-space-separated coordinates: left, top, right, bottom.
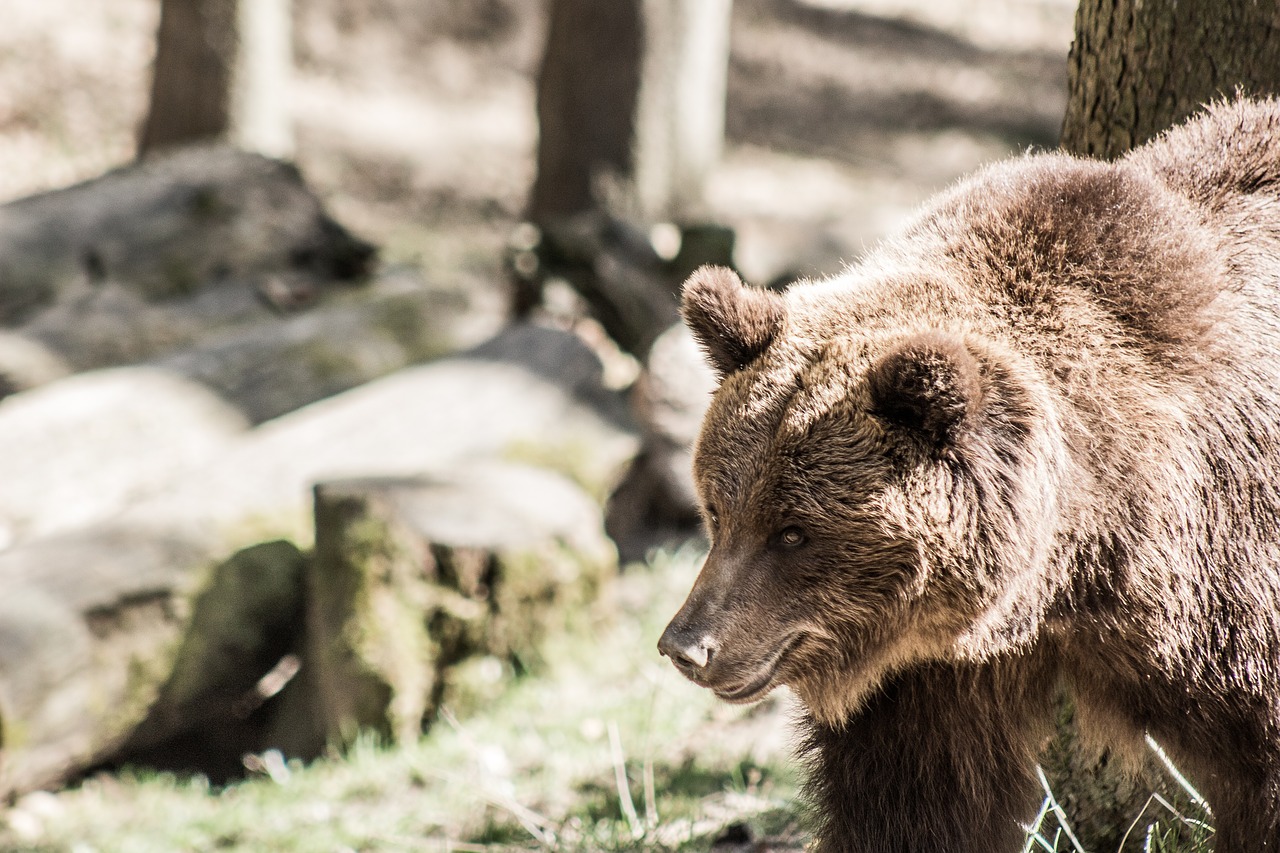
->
866, 332, 985, 448
681, 265, 785, 378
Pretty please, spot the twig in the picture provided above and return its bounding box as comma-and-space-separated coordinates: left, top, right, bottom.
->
435, 706, 557, 847
1150, 793, 1215, 834
643, 754, 658, 831
642, 683, 660, 831
1021, 794, 1056, 853
1034, 765, 1088, 853
608, 721, 643, 839
1116, 793, 1159, 853
1144, 734, 1212, 813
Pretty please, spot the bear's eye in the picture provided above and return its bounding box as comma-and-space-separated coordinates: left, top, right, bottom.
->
777, 526, 806, 548
705, 505, 721, 532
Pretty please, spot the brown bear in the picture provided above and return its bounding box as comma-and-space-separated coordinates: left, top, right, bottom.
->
657, 97, 1280, 853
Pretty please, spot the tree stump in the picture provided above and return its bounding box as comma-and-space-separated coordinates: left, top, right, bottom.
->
305, 464, 616, 747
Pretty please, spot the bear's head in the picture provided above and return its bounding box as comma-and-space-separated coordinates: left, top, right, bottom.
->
659, 266, 1068, 725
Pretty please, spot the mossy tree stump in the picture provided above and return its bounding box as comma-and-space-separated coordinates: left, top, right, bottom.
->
306, 464, 616, 747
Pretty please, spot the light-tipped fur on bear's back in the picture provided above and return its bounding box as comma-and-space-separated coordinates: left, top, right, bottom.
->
1125, 96, 1280, 210
906, 151, 1226, 368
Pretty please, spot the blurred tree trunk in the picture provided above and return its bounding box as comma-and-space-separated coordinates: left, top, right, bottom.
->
634, 0, 732, 223
529, 0, 732, 224
527, 0, 644, 223
522, 0, 734, 355
140, 0, 294, 158
1060, 0, 1280, 159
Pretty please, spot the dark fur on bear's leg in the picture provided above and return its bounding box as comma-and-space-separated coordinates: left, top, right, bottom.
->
800, 661, 1054, 853
1187, 768, 1280, 852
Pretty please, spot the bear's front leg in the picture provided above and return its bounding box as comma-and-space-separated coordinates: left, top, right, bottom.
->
1191, 768, 1280, 852
800, 661, 1053, 853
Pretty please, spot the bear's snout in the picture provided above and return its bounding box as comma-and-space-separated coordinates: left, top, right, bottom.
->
657, 620, 716, 674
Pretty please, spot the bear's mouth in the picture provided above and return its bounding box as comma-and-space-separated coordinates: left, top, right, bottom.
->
712, 634, 803, 703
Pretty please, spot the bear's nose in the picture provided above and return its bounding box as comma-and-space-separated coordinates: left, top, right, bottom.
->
658, 624, 716, 671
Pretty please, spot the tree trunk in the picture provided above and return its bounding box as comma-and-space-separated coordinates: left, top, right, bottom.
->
521, 1, 735, 354
633, 0, 733, 223
529, 0, 733, 224
139, 0, 293, 157
139, 0, 236, 155
232, 0, 294, 157
527, 0, 643, 223
1052, 2, 1275, 845
1060, 0, 1280, 159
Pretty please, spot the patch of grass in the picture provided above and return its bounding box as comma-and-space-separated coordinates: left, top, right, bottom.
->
0, 542, 1218, 853
1025, 747, 1216, 853
0, 545, 802, 853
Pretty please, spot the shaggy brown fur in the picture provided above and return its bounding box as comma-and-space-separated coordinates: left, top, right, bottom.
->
658, 97, 1280, 852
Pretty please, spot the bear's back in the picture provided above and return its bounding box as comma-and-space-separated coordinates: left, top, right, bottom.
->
1126, 97, 1280, 214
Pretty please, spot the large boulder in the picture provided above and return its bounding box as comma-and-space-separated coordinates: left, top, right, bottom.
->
124, 322, 640, 550
0, 367, 247, 548
0, 528, 305, 796
0, 144, 373, 329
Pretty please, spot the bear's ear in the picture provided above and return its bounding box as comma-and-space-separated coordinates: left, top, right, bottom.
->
867, 332, 984, 448
681, 265, 785, 378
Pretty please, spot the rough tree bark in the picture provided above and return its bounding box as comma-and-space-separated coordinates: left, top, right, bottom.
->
139, 0, 293, 157
1060, 0, 1280, 159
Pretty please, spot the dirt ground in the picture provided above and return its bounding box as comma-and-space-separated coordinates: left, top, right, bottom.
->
0, 0, 1077, 297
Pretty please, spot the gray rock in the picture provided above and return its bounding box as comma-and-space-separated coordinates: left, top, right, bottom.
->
607, 322, 716, 560
0, 367, 248, 548
0, 531, 308, 795
0, 323, 640, 792
153, 267, 506, 423
0, 145, 373, 328
124, 322, 640, 552
0, 524, 211, 794
0, 332, 69, 398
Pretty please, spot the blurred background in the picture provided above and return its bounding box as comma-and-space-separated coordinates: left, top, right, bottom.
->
0, 1, 1089, 851
0, 0, 1073, 291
